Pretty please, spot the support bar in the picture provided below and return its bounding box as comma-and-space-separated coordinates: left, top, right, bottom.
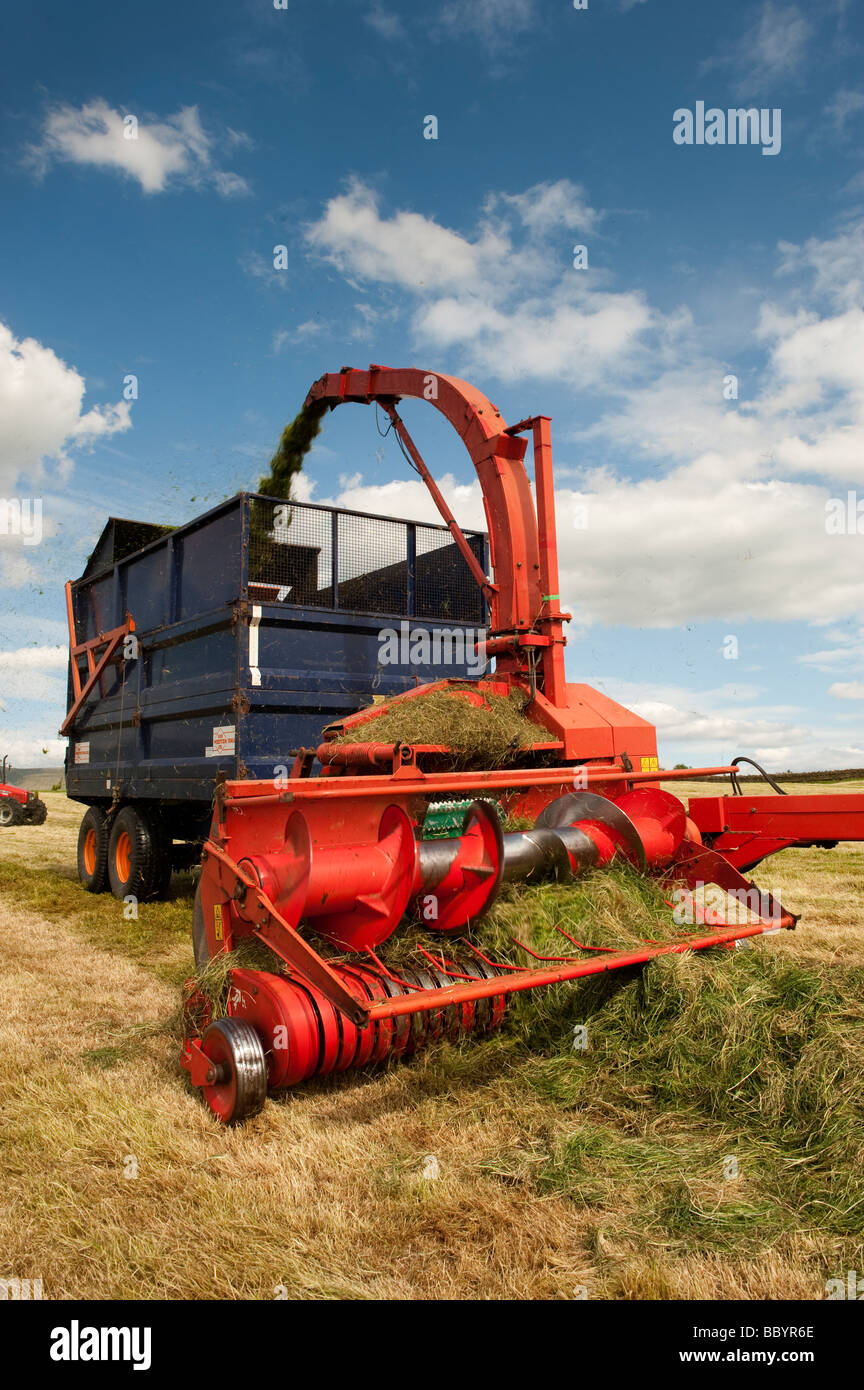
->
366, 918, 793, 1022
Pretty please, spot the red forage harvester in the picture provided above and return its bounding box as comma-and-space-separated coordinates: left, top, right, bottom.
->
182, 367, 864, 1122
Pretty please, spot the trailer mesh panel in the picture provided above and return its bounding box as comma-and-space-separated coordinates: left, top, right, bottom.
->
247, 497, 486, 623
415, 525, 486, 622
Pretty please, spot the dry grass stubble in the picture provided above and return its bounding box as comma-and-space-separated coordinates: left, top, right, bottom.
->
1, 789, 862, 1299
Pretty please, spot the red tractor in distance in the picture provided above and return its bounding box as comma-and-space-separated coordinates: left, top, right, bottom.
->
0, 755, 48, 827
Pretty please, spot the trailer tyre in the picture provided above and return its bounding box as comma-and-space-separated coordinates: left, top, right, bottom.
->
107, 806, 169, 902
77, 807, 110, 891
0, 798, 26, 827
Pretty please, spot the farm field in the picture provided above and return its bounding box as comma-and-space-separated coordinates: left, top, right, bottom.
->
1, 784, 863, 1301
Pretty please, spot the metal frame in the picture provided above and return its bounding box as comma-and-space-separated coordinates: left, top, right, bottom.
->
60, 580, 136, 737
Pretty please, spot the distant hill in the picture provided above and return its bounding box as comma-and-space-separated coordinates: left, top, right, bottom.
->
677, 768, 864, 784
2, 768, 65, 791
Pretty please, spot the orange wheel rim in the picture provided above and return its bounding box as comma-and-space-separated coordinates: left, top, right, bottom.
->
83, 828, 96, 876
115, 830, 131, 882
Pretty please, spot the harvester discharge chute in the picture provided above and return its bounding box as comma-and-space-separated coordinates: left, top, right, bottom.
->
181, 366, 864, 1122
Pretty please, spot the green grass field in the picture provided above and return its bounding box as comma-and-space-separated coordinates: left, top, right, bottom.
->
0, 786, 862, 1300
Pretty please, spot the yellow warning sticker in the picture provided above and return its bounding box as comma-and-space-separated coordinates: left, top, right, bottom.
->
213, 903, 223, 941
641, 756, 660, 773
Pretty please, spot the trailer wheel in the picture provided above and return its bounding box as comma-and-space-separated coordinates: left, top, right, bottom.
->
77, 807, 110, 892
107, 806, 169, 902
0, 798, 25, 827
198, 1018, 267, 1124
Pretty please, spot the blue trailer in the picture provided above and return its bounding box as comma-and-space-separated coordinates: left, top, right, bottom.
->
63, 491, 488, 900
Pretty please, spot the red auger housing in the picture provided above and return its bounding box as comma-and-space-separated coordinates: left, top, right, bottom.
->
180, 367, 864, 1122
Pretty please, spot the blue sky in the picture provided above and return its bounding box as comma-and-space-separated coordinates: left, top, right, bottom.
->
1, 0, 863, 770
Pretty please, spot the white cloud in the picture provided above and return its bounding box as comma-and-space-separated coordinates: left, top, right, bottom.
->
273, 321, 324, 353
305, 179, 654, 388
587, 298, 864, 488
211, 170, 250, 198
593, 677, 864, 771
293, 455, 864, 631
306, 179, 497, 292
440, 0, 536, 49
0, 645, 66, 702
556, 474, 864, 629
240, 250, 290, 290
30, 101, 250, 197
0, 645, 67, 669
303, 184, 864, 632
0, 732, 66, 765
548, 224, 864, 627
702, 2, 811, 98
776, 221, 864, 311
0, 553, 40, 588
307, 178, 600, 300
799, 628, 864, 672
298, 469, 486, 529
829, 681, 864, 699
629, 698, 808, 748
0, 614, 66, 647
495, 179, 600, 235
418, 292, 653, 385
364, 3, 406, 40
0, 321, 131, 489
825, 88, 864, 135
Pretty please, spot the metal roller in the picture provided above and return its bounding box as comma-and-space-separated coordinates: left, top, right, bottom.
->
413, 799, 504, 932
221, 959, 508, 1098
535, 791, 647, 870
